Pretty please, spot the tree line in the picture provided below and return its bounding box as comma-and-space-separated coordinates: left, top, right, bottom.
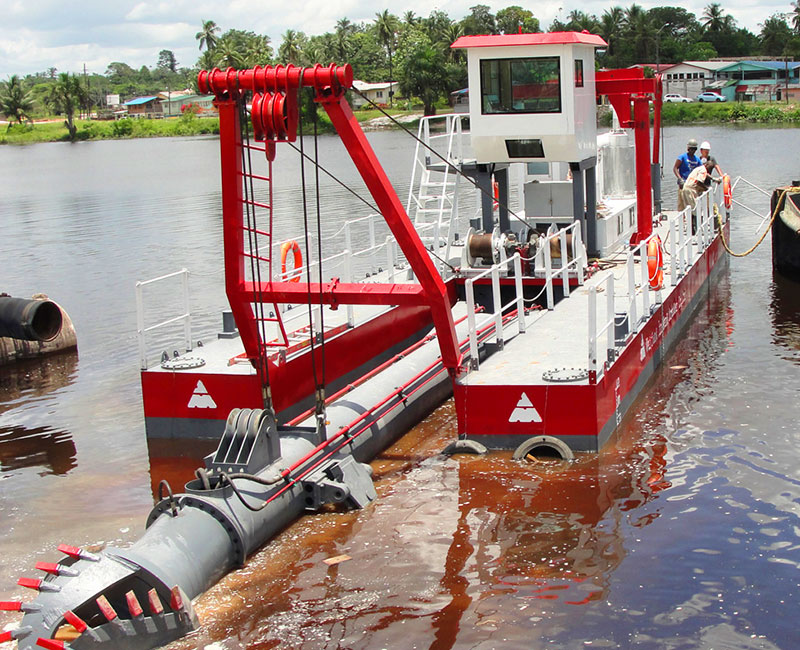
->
3, 2, 800, 130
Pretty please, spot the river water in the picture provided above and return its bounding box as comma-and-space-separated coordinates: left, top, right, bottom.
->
0, 125, 798, 649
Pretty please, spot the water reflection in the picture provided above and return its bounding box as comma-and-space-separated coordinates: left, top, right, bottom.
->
0, 350, 79, 415
0, 425, 76, 475
770, 273, 800, 362
146, 437, 218, 499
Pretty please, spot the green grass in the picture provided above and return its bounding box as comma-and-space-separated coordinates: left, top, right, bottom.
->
661, 101, 800, 125
0, 114, 220, 145
0, 107, 423, 145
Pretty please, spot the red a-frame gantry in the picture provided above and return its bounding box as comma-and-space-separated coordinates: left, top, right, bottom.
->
198, 65, 462, 379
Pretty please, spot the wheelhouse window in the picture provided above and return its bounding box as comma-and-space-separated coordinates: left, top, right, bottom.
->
575, 59, 584, 88
480, 56, 561, 114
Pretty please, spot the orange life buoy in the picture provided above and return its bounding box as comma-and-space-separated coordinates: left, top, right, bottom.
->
492, 180, 500, 210
722, 174, 732, 210
646, 235, 664, 291
280, 240, 302, 282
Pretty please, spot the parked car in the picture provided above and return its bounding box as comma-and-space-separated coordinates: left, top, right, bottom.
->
696, 91, 727, 102
664, 93, 692, 103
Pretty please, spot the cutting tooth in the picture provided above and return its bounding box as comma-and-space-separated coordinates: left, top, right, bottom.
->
95, 594, 117, 622
35, 639, 68, 649
169, 585, 185, 612
0, 628, 32, 642
17, 577, 60, 592
147, 588, 164, 615
0, 600, 41, 613
57, 544, 100, 562
62, 610, 88, 633
125, 590, 144, 618
35, 562, 79, 577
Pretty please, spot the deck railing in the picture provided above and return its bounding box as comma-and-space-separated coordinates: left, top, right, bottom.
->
541, 221, 586, 309
590, 182, 723, 380
464, 253, 525, 370
136, 269, 192, 370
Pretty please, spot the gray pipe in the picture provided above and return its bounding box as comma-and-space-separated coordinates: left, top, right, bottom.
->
0, 296, 62, 341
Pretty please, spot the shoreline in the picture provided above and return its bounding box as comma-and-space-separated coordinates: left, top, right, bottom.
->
0, 110, 425, 145
3, 103, 800, 145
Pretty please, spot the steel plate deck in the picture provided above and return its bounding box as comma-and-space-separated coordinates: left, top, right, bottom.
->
460, 215, 682, 387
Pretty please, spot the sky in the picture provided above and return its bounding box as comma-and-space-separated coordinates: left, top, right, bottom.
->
0, 0, 794, 79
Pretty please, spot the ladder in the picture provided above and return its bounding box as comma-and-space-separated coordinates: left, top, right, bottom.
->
406, 115, 465, 271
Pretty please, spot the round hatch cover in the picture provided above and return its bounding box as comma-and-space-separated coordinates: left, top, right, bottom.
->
161, 356, 206, 370
542, 367, 589, 383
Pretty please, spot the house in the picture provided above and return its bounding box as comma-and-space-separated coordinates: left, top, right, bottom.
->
160, 93, 217, 117
123, 96, 161, 117
715, 60, 800, 101
660, 61, 730, 98
450, 88, 469, 113
351, 81, 399, 108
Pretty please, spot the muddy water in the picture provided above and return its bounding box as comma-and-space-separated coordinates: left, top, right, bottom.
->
1, 127, 800, 649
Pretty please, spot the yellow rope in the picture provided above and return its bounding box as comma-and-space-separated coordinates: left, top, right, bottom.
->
714, 188, 800, 258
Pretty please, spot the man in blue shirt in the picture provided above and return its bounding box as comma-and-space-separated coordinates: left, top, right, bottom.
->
673, 138, 701, 189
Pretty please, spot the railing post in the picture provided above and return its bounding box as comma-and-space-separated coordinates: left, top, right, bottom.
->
588, 283, 597, 376
514, 254, 525, 334
491, 265, 503, 348
182, 269, 192, 352
560, 229, 570, 298
574, 223, 585, 285
368, 217, 376, 274
344, 249, 354, 327
136, 281, 146, 370
605, 273, 615, 361
544, 238, 554, 310
640, 239, 650, 316
670, 214, 678, 285
386, 236, 395, 283
627, 251, 638, 333
466, 278, 479, 370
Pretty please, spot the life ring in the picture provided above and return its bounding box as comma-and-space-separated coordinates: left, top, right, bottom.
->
280, 240, 302, 282
492, 180, 500, 210
646, 235, 664, 291
722, 174, 732, 210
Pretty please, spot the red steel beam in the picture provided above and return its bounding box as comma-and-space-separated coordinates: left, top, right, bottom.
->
316, 93, 460, 374
240, 281, 428, 307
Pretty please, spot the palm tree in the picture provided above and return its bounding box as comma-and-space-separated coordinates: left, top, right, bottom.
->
47, 73, 86, 140
599, 7, 624, 55
624, 4, 655, 62
403, 11, 419, 27
375, 10, 399, 105
279, 29, 306, 65
196, 20, 220, 51
0, 75, 34, 127
701, 3, 726, 31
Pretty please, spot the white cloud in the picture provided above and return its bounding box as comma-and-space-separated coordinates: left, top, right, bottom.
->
0, 0, 791, 78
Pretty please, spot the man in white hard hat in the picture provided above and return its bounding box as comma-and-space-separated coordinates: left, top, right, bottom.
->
678, 158, 719, 212
699, 141, 723, 178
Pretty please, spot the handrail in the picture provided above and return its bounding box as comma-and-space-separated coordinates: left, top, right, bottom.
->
541, 221, 586, 309
588, 270, 615, 380
136, 268, 192, 370
464, 253, 525, 370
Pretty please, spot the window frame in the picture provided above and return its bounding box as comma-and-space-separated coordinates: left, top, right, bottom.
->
480, 56, 562, 115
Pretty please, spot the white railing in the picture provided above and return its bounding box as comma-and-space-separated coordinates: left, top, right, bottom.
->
406, 114, 467, 272
669, 183, 718, 286
541, 221, 586, 309
589, 182, 724, 380
136, 269, 192, 370
465, 253, 526, 370
588, 271, 616, 378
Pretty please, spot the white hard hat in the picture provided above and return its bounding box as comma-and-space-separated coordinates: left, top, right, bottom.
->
700, 141, 711, 150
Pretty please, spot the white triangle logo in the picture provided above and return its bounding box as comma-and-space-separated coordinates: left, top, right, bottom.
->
509, 392, 542, 423
188, 380, 217, 409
